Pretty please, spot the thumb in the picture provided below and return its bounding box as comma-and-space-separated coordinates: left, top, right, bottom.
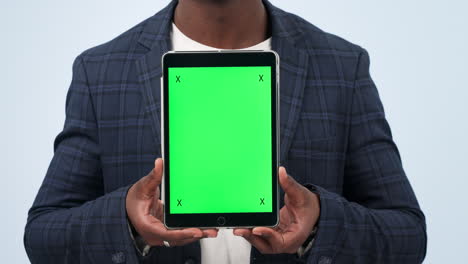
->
278, 166, 305, 204
139, 158, 164, 198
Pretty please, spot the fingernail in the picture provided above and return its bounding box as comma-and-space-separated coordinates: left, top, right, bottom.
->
253, 231, 262, 236
193, 233, 203, 238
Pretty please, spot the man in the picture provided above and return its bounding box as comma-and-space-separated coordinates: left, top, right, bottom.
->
24, 0, 427, 263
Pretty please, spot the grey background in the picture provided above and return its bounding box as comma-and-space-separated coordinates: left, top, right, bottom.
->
1, 0, 467, 262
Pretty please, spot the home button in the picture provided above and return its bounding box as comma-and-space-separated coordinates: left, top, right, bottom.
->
217, 216, 226, 226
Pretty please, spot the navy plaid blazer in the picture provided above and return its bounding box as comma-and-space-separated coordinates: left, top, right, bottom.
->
24, 1, 427, 263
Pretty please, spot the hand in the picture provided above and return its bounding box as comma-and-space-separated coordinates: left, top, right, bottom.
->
234, 167, 320, 254
126, 158, 218, 247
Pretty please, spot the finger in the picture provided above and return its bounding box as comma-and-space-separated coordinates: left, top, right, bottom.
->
150, 234, 201, 247
139, 158, 164, 199
234, 228, 272, 253
149, 186, 159, 217
241, 230, 272, 254
166, 237, 201, 247
152, 199, 163, 220
202, 229, 218, 238
233, 228, 252, 237
277, 206, 291, 231
141, 219, 201, 242
253, 227, 285, 252
160, 227, 204, 241
155, 184, 161, 199
256, 227, 304, 254
139, 217, 203, 246
253, 227, 282, 242
280, 230, 306, 253
278, 166, 306, 205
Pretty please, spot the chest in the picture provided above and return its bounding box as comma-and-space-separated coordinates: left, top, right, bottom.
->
87, 58, 350, 194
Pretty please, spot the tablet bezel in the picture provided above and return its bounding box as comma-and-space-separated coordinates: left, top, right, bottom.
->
161, 51, 279, 229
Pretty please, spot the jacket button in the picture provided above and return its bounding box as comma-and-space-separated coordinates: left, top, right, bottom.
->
318, 256, 332, 264
111, 252, 125, 263
184, 258, 196, 264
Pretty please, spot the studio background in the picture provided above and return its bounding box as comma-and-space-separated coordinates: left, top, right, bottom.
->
2, 0, 467, 263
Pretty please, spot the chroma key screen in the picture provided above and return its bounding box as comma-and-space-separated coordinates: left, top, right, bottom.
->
167, 66, 273, 214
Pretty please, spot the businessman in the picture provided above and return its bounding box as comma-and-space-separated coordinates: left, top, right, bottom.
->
24, 0, 427, 263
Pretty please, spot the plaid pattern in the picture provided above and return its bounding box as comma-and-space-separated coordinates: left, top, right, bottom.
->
24, 0, 426, 263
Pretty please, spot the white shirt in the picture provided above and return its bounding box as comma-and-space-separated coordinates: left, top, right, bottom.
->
170, 23, 272, 264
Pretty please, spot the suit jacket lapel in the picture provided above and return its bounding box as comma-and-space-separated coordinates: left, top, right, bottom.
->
135, 1, 175, 147
273, 38, 308, 164
136, 43, 169, 147
265, 1, 309, 164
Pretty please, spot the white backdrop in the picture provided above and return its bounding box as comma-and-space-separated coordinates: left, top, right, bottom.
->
2, 1, 467, 263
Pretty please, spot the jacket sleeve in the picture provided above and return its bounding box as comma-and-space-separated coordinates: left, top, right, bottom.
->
306, 49, 427, 263
24, 54, 143, 263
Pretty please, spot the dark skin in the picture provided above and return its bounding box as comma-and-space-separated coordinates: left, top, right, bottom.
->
126, 0, 321, 254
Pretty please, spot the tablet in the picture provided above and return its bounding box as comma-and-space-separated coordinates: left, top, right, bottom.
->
161, 51, 279, 228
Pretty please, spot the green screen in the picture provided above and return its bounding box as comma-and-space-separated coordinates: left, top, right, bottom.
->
168, 66, 272, 214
